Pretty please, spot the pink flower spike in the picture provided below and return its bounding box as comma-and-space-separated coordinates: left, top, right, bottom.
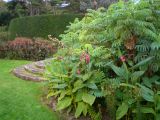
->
85, 53, 90, 64
77, 69, 81, 75
120, 56, 126, 62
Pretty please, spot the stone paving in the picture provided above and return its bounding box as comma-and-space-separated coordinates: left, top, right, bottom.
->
12, 59, 50, 82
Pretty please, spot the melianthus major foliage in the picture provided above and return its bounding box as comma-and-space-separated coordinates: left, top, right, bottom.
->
46, 0, 160, 120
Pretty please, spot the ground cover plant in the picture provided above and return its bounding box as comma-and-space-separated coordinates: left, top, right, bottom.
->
0, 60, 59, 120
46, 0, 160, 120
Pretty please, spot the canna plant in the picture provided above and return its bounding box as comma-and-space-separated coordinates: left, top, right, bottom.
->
45, 45, 110, 119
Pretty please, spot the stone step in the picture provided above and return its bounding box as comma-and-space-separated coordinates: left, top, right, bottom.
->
34, 59, 52, 69
34, 61, 46, 69
12, 66, 46, 82
12, 58, 54, 82
24, 64, 44, 75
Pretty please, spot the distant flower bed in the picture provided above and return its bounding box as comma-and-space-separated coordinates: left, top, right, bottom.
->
0, 37, 57, 60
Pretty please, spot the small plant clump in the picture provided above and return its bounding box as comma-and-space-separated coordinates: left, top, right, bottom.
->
45, 0, 160, 120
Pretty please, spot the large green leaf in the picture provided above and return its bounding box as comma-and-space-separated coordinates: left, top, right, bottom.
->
110, 65, 124, 77
52, 83, 67, 89
142, 77, 152, 88
75, 91, 83, 102
72, 80, 84, 93
82, 72, 92, 81
75, 102, 83, 118
116, 102, 128, 120
131, 71, 145, 78
138, 84, 154, 102
75, 102, 88, 118
93, 90, 105, 97
109, 64, 127, 79
140, 107, 156, 116
82, 93, 96, 105
86, 83, 98, 89
56, 97, 72, 110
131, 71, 145, 82
58, 90, 66, 101
132, 57, 153, 69
47, 91, 61, 98
153, 76, 160, 85
142, 76, 160, 87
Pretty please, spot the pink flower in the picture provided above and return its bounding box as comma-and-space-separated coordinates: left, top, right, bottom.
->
77, 69, 81, 75
80, 52, 90, 64
120, 56, 126, 62
85, 53, 90, 64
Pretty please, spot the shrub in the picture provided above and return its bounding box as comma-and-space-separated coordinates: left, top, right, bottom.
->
0, 31, 9, 43
0, 26, 7, 32
0, 26, 9, 45
0, 37, 57, 60
46, 0, 160, 120
8, 14, 83, 40
0, 11, 13, 26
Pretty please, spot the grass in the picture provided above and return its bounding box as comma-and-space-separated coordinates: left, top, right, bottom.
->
0, 59, 58, 120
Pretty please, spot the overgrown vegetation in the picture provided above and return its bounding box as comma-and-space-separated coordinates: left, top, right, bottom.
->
8, 14, 83, 39
46, 0, 160, 120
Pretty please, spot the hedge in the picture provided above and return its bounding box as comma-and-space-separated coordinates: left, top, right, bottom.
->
8, 14, 83, 39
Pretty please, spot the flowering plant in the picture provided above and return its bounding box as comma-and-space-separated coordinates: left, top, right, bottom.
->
46, 44, 110, 119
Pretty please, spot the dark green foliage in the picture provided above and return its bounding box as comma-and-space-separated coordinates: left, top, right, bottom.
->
6, 0, 28, 17
0, 1, 29, 26
8, 14, 83, 40
0, 11, 13, 26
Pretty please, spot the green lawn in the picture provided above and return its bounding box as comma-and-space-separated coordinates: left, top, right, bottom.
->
0, 59, 58, 120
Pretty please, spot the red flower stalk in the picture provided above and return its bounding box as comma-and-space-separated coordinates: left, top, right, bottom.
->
80, 52, 90, 64
77, 69, 81, 75
85, 53, 90, 64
